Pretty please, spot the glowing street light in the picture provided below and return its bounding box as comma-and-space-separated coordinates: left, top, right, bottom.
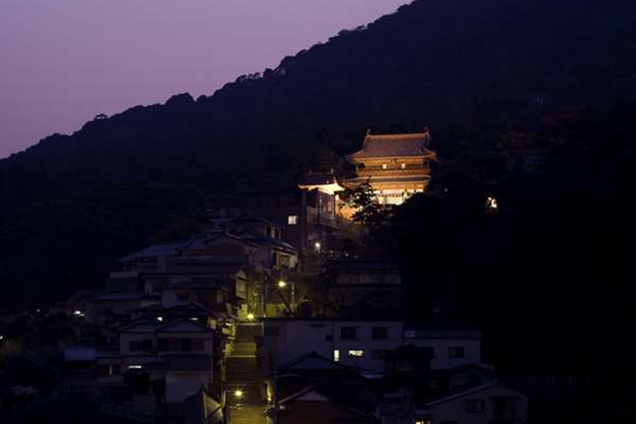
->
277, 279, 296, 312
314, 242, 321, 253
246, 313, 255, 321
234, 389, 244, 399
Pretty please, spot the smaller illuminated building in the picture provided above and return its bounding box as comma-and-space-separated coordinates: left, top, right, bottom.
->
346, 130, 437, 205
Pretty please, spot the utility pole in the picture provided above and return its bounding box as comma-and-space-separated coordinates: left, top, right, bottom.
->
273, 362, 279, 424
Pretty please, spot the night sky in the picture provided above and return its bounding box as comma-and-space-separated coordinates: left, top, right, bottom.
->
0, 0, 409, 158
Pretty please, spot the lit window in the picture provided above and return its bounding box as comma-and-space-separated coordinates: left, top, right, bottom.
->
288, 215, 298, 225
128, 364, 143, 370
333, 349, 340, 362
348, 350, 364, 358
382, 164, 388, 169
401, 163, 406, 169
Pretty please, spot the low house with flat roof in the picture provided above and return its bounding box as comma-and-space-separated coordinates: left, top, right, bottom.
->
324, 259, 404, 317
260, 319, 482, 373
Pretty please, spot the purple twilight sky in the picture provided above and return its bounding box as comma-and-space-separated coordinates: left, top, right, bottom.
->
0, 0, 410, 159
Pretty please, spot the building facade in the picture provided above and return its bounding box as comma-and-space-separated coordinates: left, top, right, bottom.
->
346, 130, 437, 205
260, 319, 482, 373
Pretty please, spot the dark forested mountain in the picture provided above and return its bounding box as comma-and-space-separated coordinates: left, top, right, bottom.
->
2, 0, 636, 210
1, 0, 636, 307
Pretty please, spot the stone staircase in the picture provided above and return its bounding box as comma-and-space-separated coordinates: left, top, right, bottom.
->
225, 323, 266, 424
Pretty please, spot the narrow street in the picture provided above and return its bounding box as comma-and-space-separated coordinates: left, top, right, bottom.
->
226, 323, 267, 424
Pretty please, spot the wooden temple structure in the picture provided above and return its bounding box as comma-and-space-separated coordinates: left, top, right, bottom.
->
346, 130, 437, 205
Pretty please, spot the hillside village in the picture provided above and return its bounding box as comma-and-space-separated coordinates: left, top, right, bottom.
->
0, 130, 538, 424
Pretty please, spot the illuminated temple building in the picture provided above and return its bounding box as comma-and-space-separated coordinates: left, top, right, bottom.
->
346, 129, 437, 205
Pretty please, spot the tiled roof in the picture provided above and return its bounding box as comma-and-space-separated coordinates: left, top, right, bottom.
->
120, 241, 186, 262
235, 229, 296, 252
349, 131, 435, 160
182, 231, 252, 250
89, 291, 144, 302
298, 172, 337, 187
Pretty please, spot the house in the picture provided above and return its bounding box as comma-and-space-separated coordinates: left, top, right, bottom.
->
378, 353, 498, 424
208, 187, 343, 256
272, 387, 375, 424
116, 231, 281, 319
85, 291, 158, 325
271, 351, 375, 410
260, 319, 482, 373
97, 318, 217, 405
346, 130, 437, 205
415, 383, 528, 424
207, 210, 299, 270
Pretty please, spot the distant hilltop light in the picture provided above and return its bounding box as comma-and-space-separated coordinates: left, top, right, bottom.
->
486, 196, 498, 211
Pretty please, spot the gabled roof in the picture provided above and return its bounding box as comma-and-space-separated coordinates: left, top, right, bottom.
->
298, 172, 345, 195
424, 383, 525, 408
235, 229, 296, 253
120, 318, 213, 334
278, 387, 374, 419
279, 351, 352, 372
348, 131, 435, 161
120, 241, 186, 262
89, 291, 144, 302
167, 302, 217, 317
157, 318, 213, 333
182, 231, 258, 250
226, 211, 278, 227
120, 318, 163, 333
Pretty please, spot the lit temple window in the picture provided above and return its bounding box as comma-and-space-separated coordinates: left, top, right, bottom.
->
288, 215, 298, 225
348, 350, 364, 358
382, 164, 388, 169
401, 163, 406, 169
333, 349, 340, 362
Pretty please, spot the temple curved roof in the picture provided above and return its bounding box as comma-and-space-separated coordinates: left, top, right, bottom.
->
348, 131, 435, 161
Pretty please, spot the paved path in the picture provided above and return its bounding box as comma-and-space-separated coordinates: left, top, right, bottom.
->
226, 323, 267, 424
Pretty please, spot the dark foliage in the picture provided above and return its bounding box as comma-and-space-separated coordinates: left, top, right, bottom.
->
0, 184, 207, 308
392, 104, 636, 423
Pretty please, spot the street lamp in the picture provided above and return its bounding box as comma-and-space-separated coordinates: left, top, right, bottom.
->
276, 280, 295, 313
246, 312, 255, 321
234, 389, 244, 399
